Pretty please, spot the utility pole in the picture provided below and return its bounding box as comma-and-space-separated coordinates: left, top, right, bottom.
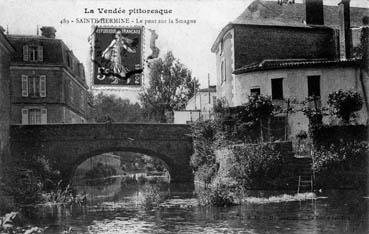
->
208, 73, 211, 104
194, 78, 197, 110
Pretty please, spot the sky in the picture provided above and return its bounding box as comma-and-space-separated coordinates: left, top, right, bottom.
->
0, 0, 368, 102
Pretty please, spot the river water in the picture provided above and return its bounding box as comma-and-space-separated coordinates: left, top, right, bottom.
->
22, 176, 368, 233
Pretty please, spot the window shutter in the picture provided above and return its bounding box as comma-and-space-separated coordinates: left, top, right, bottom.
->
23, 45, 29, 61
39, 75, 46, 97
38, 46, 43, 62
21, 108, 29, 125
41, 108, 47, 124
21, 75, 28, 97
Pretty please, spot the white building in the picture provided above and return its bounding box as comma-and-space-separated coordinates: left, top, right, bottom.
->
174, 86, 217, 124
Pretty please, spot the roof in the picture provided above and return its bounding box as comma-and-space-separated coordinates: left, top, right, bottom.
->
0, 29, 15, 53
7, 34, 87, 88
233, 58, 360, 74
7, 34, 60, 40
211, 0, 369, 52
234, 0, 368, 28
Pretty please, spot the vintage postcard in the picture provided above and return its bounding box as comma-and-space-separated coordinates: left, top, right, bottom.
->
0, 0, 368, 233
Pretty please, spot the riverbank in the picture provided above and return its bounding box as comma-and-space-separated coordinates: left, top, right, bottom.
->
4, 182, 368, 234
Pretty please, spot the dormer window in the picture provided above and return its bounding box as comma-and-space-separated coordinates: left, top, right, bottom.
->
23, 45, 43, 62
29, 46, 38, 61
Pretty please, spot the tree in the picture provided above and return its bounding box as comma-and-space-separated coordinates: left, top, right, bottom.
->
327, 90, 363, 124
139, 51, 199, 122
90, 93, 149, 122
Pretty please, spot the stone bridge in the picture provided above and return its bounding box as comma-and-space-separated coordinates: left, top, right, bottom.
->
9, 123, 194, 183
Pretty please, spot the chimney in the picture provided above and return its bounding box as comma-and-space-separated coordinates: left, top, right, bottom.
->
338, 0, 351, 59
361, 16, 369, 70
305, 0, 324, 25
40, 26, 56, 38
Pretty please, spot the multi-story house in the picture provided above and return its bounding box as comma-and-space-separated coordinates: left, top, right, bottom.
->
0, 27, 14, 171
8, 26, 89, 124
211, 0, 369, 141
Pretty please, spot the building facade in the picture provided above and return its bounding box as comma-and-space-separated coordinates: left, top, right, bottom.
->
8, 26, 89, 125
0, 27, 14, 173
233, 59, 367, 138
211, 0, 369, 141
174, 86, 217, 124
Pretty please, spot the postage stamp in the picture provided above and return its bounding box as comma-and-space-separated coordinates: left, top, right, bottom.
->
92, 26, 144, 86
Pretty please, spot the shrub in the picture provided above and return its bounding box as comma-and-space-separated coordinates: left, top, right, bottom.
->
213, 94, 275, 142
197, 183, 236, 207
2, 155, 61, 204
244, 94, 274, 122
312, 142, 368, 172
312, 141, 368, 189
140, 184, 162, 209
190, 120, 218, 182
2, 167, 42, 205
229, 144, 285, 189
327, 90, 363, 124
301, 96, 326, 127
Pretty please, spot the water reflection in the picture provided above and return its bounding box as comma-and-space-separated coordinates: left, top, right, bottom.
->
21, 176, 368, 234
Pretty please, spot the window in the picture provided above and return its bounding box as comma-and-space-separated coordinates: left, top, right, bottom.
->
308, 75, 321, 97
28, 76, 40, 97
21, 75, 28, 97
221, 60, 226, 84
23, 45, 43, 62
21, 108, 47, 125
39, 75, 46, 97
29, 46, 38, 62
271, 78, 283, 100
250, 88, 261, 96
28, 109, 41, 124
21, 75, 46, 97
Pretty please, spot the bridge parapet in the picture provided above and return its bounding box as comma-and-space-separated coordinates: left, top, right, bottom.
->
10, 123, 192, 141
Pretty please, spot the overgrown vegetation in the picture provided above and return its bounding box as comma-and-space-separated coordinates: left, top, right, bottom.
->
301, 90, 367, 190
193, 89, 367, 204
139, 184, 163, 209
327, 89, 363, 124
191, 95, 288, 205
190, 120, 218, 184
212, 95, 275, 142
2, 155, 61, 205
197, 183, 236, 207
229, 144, 286, 189
312, 141, 368, 190
301, 96, 326, 127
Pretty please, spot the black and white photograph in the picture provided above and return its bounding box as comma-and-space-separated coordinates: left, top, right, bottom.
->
0, 0, 368, 233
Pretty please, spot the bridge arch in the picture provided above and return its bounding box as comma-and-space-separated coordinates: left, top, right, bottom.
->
10, 123, 194, 184
69, 146, 176, 183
